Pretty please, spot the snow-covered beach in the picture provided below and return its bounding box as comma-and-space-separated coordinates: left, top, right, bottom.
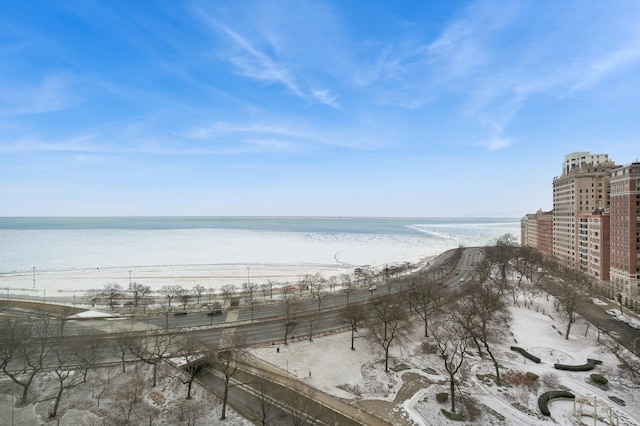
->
0, 217, 520, 301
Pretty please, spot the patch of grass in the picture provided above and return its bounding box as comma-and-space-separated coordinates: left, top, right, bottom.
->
422, 367, 438, 375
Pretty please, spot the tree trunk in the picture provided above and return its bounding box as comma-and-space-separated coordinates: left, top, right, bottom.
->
384, 346, 390, 372
19, 373, 36, 405
152, 362, 158, 387
484, 341, 501, 386
52, 379, 64, 418
186, 379, 193, 399
564, 313, 574, 340
449, 376, 456, 413
221, 380, 229, 420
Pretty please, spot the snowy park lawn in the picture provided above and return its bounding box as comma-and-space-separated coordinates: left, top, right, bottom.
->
251, 294, 640, 425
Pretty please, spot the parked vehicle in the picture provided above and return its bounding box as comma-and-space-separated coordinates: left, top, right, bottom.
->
207, 309, 222, 316
173, 311, 188, 316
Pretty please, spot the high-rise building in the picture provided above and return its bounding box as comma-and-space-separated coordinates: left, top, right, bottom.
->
562, 151, 610, 176
578, 210, 610, 282
552, 152, 614, 268
521, 153, 640, 311
521, 210, 552, 255
609, 162, 640, 311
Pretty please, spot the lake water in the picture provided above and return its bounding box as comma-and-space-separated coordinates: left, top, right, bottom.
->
0, 217, 520, 293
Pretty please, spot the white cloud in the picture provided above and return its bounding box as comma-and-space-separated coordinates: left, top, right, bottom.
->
0, 73, 78, 114
310, 88, 339, 108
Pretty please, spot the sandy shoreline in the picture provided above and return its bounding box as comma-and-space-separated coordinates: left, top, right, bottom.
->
0, 255, 435, 304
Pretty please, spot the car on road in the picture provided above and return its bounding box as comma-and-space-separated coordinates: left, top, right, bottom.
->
207, 309, 222, 316
459, 278, 465, 282
173, 311, 188, 316
606, 309, 621, 317
285, 320, 298, 327
369, 285, 377, 291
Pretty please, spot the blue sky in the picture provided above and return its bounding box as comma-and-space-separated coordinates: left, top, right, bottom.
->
1, 1, 639, 217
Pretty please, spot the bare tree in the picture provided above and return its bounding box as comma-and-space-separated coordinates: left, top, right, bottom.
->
131, 282, 152, 308
172, 339, 209, 399
405, 277, 442, 337
599, 336, 640, 381
305, 314, 318, 342
302, 273, 322, 296
160, 285, 182, 307
114, 335, 134, 373
114, 364, 145, 424
192, 284, 206, 306
211, 334, 245, 420
315, 284, 327, 310
431, 310, 472, 413
53, 306, 77, 337
341, 275, 355, 305
221, 284, 237, 305
266, 280, 278, 299
243, 281, 258, 304
48, 339, 83, 419
283, 297, 300, 345
547, 260, 593, 340
342, 303, 365, 350
128, 334, 177, 387
160, 304, 172, 328
455, 282, 510, 385
0, 317, 54, 405
103, 282, 123, 309
483, 234, 518, 295
365, 295, 411, 372
177, 287, 191, 310
73, 335, 106, 383
328, 275, 338, 292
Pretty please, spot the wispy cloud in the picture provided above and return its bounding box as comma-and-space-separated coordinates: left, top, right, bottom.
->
310, 89, 339, 108
0, 73, 78, 115
191, 4, 342, 109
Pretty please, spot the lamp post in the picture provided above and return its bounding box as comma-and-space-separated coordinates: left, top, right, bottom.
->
129, 270, 132, 291
32, 266, 35, 288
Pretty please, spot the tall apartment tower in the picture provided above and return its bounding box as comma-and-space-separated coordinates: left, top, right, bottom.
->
520, 210, 553, 255
609, 162, 640, 310
552, 152, 614, 268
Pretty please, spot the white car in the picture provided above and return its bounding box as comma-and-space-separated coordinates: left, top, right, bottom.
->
606, 309, 621, 317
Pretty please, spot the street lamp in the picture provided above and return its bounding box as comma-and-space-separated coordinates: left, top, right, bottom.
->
129, 270, 132, 291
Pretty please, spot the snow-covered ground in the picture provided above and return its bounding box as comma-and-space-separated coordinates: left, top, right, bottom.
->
251, 293, 640, 425
3, 277, 640, 425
